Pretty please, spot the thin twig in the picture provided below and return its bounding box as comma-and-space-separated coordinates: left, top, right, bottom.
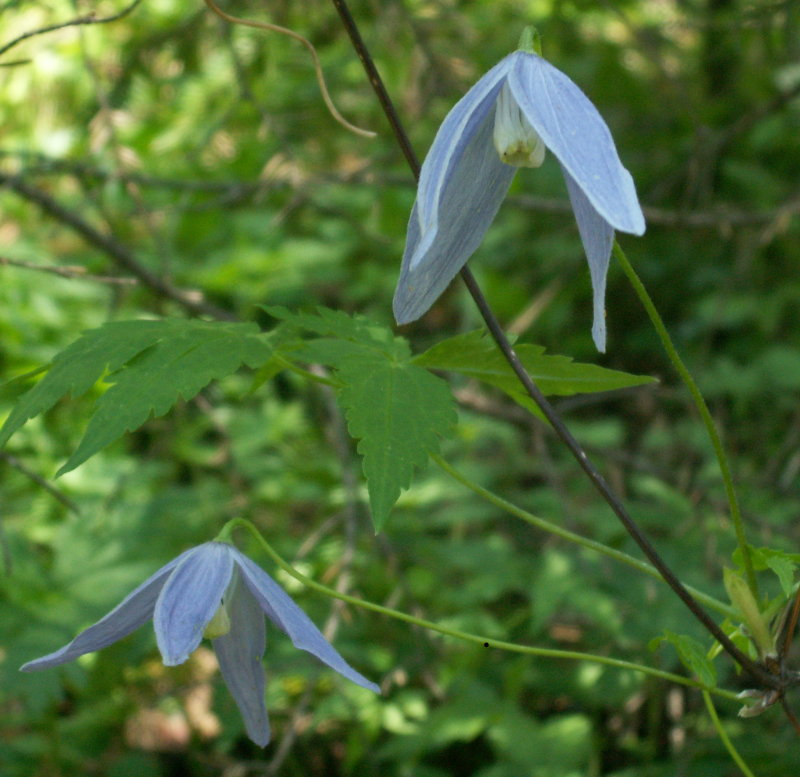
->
0, 255, 137, 285
328, 0, 779, 690
0, 0, 143, 59
202, 0, 375, 138
5, 151, 797, 229
0, 451, 81, 514
0, 173, 236, 321
329, 0, 420, 173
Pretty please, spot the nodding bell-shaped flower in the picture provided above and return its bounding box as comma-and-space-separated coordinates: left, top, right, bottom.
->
393, 29, 645, 352
21, 542, 380, 747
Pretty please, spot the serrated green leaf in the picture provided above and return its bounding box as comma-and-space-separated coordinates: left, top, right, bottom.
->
262, 308, 453, 526
0, 321, 179, 448
57, 320, 271, 474
654, 630, 717, 687
295, 338, 388, 369
414, 330, 655, 411
0, 319, 271, 472
336, 352, 456, 530
265, 305, 408, 358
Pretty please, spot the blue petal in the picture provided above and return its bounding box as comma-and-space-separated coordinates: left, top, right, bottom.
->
232, 550, 380, 694
154, 543, 234, 666
562, 167, 615, 352
212, 570, 269, 747
507, 51, 645, 236
19, 549, 194, 672
393, 57, 517, 324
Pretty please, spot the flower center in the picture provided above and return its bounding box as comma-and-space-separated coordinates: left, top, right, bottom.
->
493, 83, 545, 168
203, 600, 232, 639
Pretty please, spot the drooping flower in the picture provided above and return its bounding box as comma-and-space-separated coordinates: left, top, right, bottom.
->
21, 542, 380, 746
393, 32, 645, 351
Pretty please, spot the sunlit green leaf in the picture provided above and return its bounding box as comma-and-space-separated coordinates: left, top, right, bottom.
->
0, 320, 271, 473
414, 330, 655, 413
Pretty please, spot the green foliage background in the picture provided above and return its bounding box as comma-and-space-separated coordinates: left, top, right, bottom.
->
1, 0, 799, 774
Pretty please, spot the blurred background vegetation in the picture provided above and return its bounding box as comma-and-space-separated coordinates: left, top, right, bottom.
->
1, 0, 799, 774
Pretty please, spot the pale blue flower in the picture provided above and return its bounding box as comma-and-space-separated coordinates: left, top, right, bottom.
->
21, 542, 380, 746
393, 46, 645, 351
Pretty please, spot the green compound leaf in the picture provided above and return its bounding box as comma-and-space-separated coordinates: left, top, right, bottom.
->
0, 322, 169, 449
414, 330, 655, 412
265, 305, 409, 360
0, 320, 271, 474
650, 630, 717, 687
265, 307, 456, 529
337, 351, 456, 531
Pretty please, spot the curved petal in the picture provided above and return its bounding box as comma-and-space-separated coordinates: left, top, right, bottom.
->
507, 51, 645, 236
20, 549, 193, 672
413, 54, 513, 246
393, 109, 517, 323
232, 550, 380, 694
562, 167, 615, 352
393, 58, 517, 324
154, 542, 234, 666
212, 571, 269, 747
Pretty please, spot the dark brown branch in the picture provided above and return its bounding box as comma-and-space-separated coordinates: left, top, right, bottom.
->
0, 173, 236, 321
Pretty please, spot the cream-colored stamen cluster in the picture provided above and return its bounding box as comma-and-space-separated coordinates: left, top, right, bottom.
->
493, 82, 546, 168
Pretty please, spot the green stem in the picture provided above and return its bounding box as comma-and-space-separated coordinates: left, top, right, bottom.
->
274, 354, 339, 387
222, 518, 741, 703
614, 241, 757, 597
703, 690, 756, 777
431, 453, 735, 619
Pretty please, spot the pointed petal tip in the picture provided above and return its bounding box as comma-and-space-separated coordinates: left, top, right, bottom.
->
232, 551, 381, 696
392, 284, 428, 327
160, 652, 190, 667
622, 206, 646, 237
363, 678, 382, 694
392, 303, 418, 327
392, 303, 409, 327
592, 312, 607, 353
597, 193, 646, 238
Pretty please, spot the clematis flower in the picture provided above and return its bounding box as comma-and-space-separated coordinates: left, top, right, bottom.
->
21, 542, 380, 746
393, 31, 645, 351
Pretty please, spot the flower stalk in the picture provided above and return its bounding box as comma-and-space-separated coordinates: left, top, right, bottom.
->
328, 0, 777, 689
224, 519, 744, 702
613, 241, 758, 596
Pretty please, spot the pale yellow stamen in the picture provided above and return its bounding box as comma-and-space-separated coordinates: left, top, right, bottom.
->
493, 82, 545, 168
203, 600, 232, 639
